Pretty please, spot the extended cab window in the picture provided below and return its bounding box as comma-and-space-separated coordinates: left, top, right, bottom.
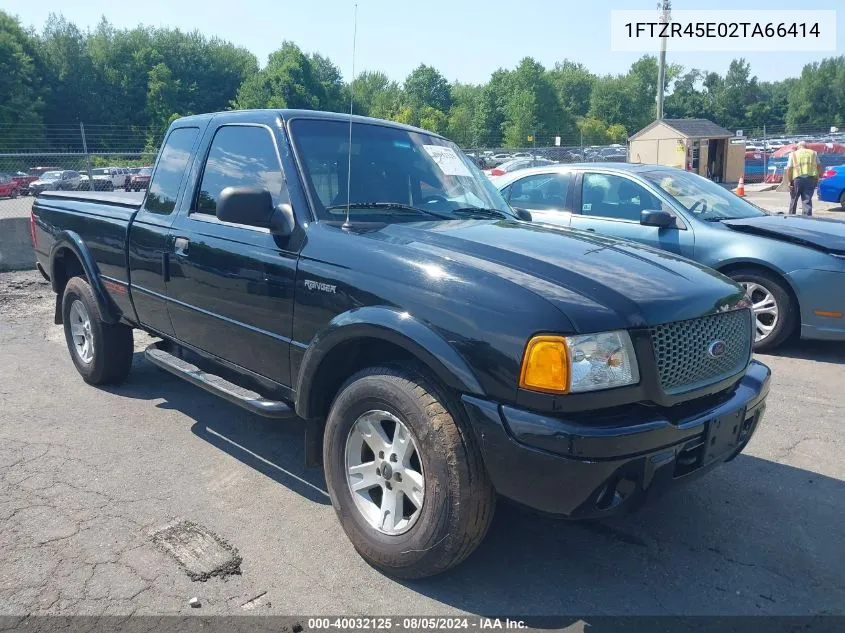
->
195, 126, 284, 216
146, 127, 199, 214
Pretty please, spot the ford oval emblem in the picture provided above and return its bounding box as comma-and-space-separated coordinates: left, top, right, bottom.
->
708, 340, 727, 358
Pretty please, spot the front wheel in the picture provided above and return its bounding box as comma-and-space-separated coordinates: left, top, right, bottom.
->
62, 277, 134, 385
323, 365, 495, 578
729, 269, 796, 352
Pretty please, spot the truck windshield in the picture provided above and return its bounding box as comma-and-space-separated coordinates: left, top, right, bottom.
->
289, 118, 513, 222
41, 172, 61, 180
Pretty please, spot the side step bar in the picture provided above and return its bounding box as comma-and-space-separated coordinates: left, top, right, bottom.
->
144, 343, 295, 419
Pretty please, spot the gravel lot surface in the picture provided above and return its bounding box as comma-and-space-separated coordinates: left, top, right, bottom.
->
1, 264, 844, 618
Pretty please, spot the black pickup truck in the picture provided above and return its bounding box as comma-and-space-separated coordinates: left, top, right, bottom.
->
31, 109, 770, 578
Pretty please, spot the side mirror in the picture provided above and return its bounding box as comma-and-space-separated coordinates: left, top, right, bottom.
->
512, 207, 533, 221
640, 209, 675, 228
216, 186, 294, 237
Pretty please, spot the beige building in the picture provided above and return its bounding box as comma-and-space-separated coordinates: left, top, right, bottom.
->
628, 118, 745, 183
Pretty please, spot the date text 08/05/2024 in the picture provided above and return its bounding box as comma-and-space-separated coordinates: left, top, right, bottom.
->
307, 617, 528, 630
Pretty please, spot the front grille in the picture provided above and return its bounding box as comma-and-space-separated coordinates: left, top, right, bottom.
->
650, 309, 752, 396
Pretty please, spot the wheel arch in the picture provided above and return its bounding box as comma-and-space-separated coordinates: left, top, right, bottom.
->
294, 306, 484, 421
49, 231, 119, 325
716, 260, 801, 333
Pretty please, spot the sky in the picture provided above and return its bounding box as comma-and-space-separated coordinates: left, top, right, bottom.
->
5, 0, 844, 84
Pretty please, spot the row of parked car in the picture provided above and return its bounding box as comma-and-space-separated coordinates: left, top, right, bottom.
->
467, 145, 628, 170
1, 166, 153, 198
745, 132, 845, 153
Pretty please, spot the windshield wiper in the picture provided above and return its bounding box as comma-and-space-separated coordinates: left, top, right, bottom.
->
324, 202, 453, 220
450, 207, 509, 219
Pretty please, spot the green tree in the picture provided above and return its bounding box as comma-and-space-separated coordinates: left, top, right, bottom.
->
309, 53, 345, 112
548, 60, 595, 119
146, 63, 180, 133
0, 10, 45, 139
403, 64, 452, 112
502, 90, 537, 147
786, 56, 845, 129
713, 59, 759, 131
233, 42, 324, 110
606, 124, 628, 143
577, 117, 609, 144
419, 106, 448, 135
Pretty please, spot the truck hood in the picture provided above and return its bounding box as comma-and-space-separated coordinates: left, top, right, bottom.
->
359, 219, 746, 332
723, 215, 845, 255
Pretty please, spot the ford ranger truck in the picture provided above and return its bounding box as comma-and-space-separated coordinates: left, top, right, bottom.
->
31, 110, 770, 578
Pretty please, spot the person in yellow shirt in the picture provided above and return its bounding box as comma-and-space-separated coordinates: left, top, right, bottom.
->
786, 141, 823, 216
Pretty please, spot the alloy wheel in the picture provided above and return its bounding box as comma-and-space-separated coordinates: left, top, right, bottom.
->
742, 281, 779, 342
69, 299, 95, 364
344, 410, 425, 535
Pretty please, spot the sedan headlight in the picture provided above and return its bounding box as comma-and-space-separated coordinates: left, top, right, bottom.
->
519, 331, 639, 394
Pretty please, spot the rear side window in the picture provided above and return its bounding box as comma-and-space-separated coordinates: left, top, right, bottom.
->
195, 126, 284, 216
146, 127, 200, 215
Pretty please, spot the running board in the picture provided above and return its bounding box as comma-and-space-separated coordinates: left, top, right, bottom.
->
144, 343, 295, 419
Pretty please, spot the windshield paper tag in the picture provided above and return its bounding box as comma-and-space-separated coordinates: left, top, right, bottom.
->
423, 145, 472, 177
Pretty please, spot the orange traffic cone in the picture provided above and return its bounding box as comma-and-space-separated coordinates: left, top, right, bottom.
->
734, 177, 746, 197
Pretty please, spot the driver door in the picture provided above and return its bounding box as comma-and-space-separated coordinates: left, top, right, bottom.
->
569, 171, 695, 258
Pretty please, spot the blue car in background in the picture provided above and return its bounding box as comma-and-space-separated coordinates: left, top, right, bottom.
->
819, 165, 845, 207
494, 163, 845, 351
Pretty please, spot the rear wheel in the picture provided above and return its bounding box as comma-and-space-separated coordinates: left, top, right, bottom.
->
839, 190, 845, 208
323, 365, 495, 578
729, 269, 796, 352
62, 277, 134, 385
10, 188, 17, 199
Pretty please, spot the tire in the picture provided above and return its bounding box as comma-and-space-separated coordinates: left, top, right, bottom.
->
10, 188, 17, 199
323, 365, 495, 578
839, 190, 845, 208
61, 277, 134, 385
729, 268, 796, 352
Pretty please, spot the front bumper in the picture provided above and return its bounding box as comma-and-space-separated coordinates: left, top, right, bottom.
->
463, 360, 770, 518
787, 269, 845, 341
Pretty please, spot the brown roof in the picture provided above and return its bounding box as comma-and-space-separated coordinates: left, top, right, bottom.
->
630, 118, 733, 141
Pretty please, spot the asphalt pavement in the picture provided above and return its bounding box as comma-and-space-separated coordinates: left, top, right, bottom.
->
1, 270, 844, 618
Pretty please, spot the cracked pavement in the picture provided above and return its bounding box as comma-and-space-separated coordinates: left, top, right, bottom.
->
1, 269, 844, 616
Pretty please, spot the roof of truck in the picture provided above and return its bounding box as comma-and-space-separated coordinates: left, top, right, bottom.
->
173, 109, 445, 139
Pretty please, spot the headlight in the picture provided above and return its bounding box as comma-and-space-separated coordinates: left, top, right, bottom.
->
519, 331, 639, 394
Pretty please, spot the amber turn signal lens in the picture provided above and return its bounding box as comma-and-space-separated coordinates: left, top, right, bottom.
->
519, 335, 570, 394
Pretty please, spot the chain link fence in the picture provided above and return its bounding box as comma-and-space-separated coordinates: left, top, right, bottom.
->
0, 152, 157, 220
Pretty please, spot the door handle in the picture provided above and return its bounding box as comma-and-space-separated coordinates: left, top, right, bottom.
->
173, 237, 189, 256
585, 228, 596, 232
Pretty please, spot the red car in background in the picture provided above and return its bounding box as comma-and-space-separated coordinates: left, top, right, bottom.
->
0, 173, 21, 198
129, 166, 153, 191
12, 167, 60, 195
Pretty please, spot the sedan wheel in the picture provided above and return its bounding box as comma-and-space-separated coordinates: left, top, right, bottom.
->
345, 410, 425, 535
742, 281, 779, 343
730, 268, 796, 352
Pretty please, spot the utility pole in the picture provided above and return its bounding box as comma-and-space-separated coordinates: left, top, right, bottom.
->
656, 0, 671, 120
79, 122, 94, 188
